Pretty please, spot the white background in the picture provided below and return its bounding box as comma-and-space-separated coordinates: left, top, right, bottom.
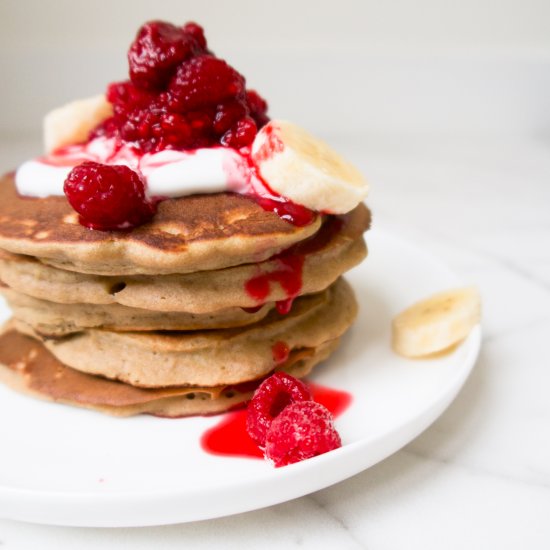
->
0, 0, 549, 142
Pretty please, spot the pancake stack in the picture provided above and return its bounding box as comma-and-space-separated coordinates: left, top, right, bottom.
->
0, 173, 370, 417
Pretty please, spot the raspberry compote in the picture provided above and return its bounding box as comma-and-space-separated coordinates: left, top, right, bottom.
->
92, 21, 269, 154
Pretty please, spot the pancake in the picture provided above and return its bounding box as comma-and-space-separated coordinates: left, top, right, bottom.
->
0, 325, 338, 417
16, 278, 357, 388
0, 204, 369, 313
1, 288, 274, 336
0, 173, 322, 275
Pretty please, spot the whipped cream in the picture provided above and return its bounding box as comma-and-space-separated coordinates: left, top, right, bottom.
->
15, 137, 258, 199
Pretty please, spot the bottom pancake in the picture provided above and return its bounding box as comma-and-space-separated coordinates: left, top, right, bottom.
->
0, 326, 339, 417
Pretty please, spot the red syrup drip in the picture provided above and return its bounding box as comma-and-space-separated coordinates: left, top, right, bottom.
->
200, 384, 352, 459
252, 123, 284, 163
253, 195, 315, 227
244, 254, 304, 304
271, 341, 290, 365
238, 147, 315, 228
242, 215, 344, 315
275, 298, 294, 314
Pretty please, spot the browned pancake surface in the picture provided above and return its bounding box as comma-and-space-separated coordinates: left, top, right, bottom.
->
0, 173, 322, 274
0, 326, 336, 416
0, 204, 370, 313
0, 328, 192, 407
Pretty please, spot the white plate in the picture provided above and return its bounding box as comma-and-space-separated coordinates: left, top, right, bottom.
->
0, 228, 480, 527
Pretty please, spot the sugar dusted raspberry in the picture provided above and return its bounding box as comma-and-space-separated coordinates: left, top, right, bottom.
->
128, 21, 205, 90
265, 401, 342, 467
246, 372, 312, 446
169, 56, 245, 111
64, 161, 155, 230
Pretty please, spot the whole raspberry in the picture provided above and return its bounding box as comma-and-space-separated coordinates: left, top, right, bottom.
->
265, 401, 342, 467
246, 372, 312, 446
168, 56, 245, 111
106, 80, 156, 113
246, 89, 269, 128
213, 101, 247, 135
182, 22, 208, 50
128, 21, 206, 90
64, 162, 156, 230
221, 116, 257, 148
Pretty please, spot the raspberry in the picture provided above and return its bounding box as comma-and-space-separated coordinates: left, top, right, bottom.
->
246, 90, 269, 127
246, 372, 312, 446
64, 162, 156, 230
182, 22, 207, 50
265, 401, 342, 467
221, 116, 257, 148
128, 21, 206, 90
106, 81, 156, 113
213, 101, 247, 135
90, 21, 270, 154
168, 56, 245, 111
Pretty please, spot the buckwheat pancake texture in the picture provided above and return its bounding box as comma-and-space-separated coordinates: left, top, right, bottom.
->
0, 173, 322, 275
0, 325, 337, 417
16, 278, 357, 388
1, 288, 274, 336
0, 204, 369, 313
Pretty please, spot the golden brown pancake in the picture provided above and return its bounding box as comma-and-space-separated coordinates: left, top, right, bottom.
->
1, 288, 275, 336
0, 165, 370, 418
0, 325, 338, 417
0, 204, 370, 312
16, 278, 357, 388
0, 173, 322, 275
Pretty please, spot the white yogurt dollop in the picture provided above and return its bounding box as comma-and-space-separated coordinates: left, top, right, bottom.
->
15, 137, 255, 199
139, 148, 249, 197
15, 162, 73, 198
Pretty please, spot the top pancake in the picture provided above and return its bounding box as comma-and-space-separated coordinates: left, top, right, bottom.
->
0, 173, 321, 275
0, 204, 370, 313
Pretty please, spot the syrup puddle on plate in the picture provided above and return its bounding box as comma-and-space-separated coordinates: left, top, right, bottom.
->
200, 384, 352, 459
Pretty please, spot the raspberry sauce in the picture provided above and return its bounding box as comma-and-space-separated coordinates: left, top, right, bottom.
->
251, 122, 284, 162
275, 298, 294, 314
244, 255, 304, 311
242, 215, 344, 313
200, 384, 352, 459
271, 341, 290, 365
253, 195, 315, 227
95, 21, 270, 154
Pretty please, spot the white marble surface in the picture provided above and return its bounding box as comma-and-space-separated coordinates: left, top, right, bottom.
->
0, 134, 549, 549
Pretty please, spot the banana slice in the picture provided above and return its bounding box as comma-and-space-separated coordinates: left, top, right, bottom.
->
251, 120, 369, 214
44, 95, 113, 153
392, 287, 481, 358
